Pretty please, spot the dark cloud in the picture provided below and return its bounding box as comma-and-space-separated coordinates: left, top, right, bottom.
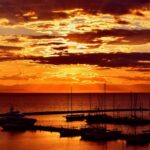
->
23, 52, 150, 68
28, 35, 60, 39
0, 45, 22, 50
6, 38, 21, 43
31, 42, 65, 47
53, 46, 68, 51
94, 0, 150, 15
50, 42, 66, 45
0, 1, 69, 22
67, 33, 102, 44
114, 17, 130, 24
67, 29, 150, 45
135, 11, 145, 16
0, 0, 150, 23
116, 20, 129, 25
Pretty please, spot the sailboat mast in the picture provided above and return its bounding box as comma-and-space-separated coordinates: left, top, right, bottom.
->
89, 93, 92, 111
133, 93, 137, 117
67, 93, 70, 112
148, 98, 150, 142
103, 82, 106, 112
130, 92, 133, 117
71, 87, 73, 115
113, 93, 115, 118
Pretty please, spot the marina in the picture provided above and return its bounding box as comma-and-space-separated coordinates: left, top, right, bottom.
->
0, 93, 150, 148
0, 93, 150, 149
0, 0, 149, 149
1, 123, 150, 146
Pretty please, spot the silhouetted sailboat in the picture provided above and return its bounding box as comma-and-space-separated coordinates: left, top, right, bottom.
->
0, 106, 36, 131
126, 126, 149, 145
60, 128, 81, 137
81, 126, 121, 142
86, 83, 113, 124
65, 87, 85, 122
86, 92, 150, 126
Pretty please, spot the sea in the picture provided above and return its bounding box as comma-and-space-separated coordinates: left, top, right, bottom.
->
0, 93, 150, 150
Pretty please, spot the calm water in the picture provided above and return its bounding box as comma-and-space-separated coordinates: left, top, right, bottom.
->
0, 93, 150, 150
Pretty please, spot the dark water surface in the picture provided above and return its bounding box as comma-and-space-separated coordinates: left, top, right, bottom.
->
0, 93, 150, 150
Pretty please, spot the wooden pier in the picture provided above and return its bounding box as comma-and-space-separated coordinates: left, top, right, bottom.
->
29, 125, 81, 137
1, 108, 148, 116
30, 125, 77, 131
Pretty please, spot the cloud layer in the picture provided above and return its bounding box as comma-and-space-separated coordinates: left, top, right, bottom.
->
0, 0, 150, 23
67, 29, 150, 45
0, 0, 149, 92
24, 52, 150, 68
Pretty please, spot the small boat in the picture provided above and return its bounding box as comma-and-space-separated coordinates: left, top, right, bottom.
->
86, 83, 113, 125
125, 125, 150, 145
86, 113, 113, 124
65, 87, 85, 122
0, 106, 36, 130
126, 134, 149, 145
1, 123, 29, 131
60, 128, 80, 137
80, 126, 106, 135
66, 114, 85, 122
81, 127, 121, 142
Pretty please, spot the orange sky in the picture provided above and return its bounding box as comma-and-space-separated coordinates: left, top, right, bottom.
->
0, 0, 149, 92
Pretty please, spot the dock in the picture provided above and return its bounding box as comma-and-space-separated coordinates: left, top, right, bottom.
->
30, 125, 81, 137
30, 125, 79, 132
0, 108, 148, 116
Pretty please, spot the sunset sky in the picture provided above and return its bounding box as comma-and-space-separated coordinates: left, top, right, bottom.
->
0, 0, 150, 92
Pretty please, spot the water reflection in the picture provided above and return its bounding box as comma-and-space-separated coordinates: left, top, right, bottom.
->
0, 130, 149, 150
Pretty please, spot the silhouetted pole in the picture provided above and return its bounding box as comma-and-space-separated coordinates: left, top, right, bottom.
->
67, 93, 70, 112
113, 93, 116, 118
133, 93, 137, 118
130, 92, 133, 117
70, 87, 73, 115
89, 93, 92, 114
103, 82, 107, 115
149, 99, 150, 120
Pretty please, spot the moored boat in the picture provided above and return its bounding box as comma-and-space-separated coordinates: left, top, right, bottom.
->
60, 128, 80, 137
0, 106, 37, 130
81, 126, 121, 142
66, 114, 85, 122
126, 134, 149, 145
